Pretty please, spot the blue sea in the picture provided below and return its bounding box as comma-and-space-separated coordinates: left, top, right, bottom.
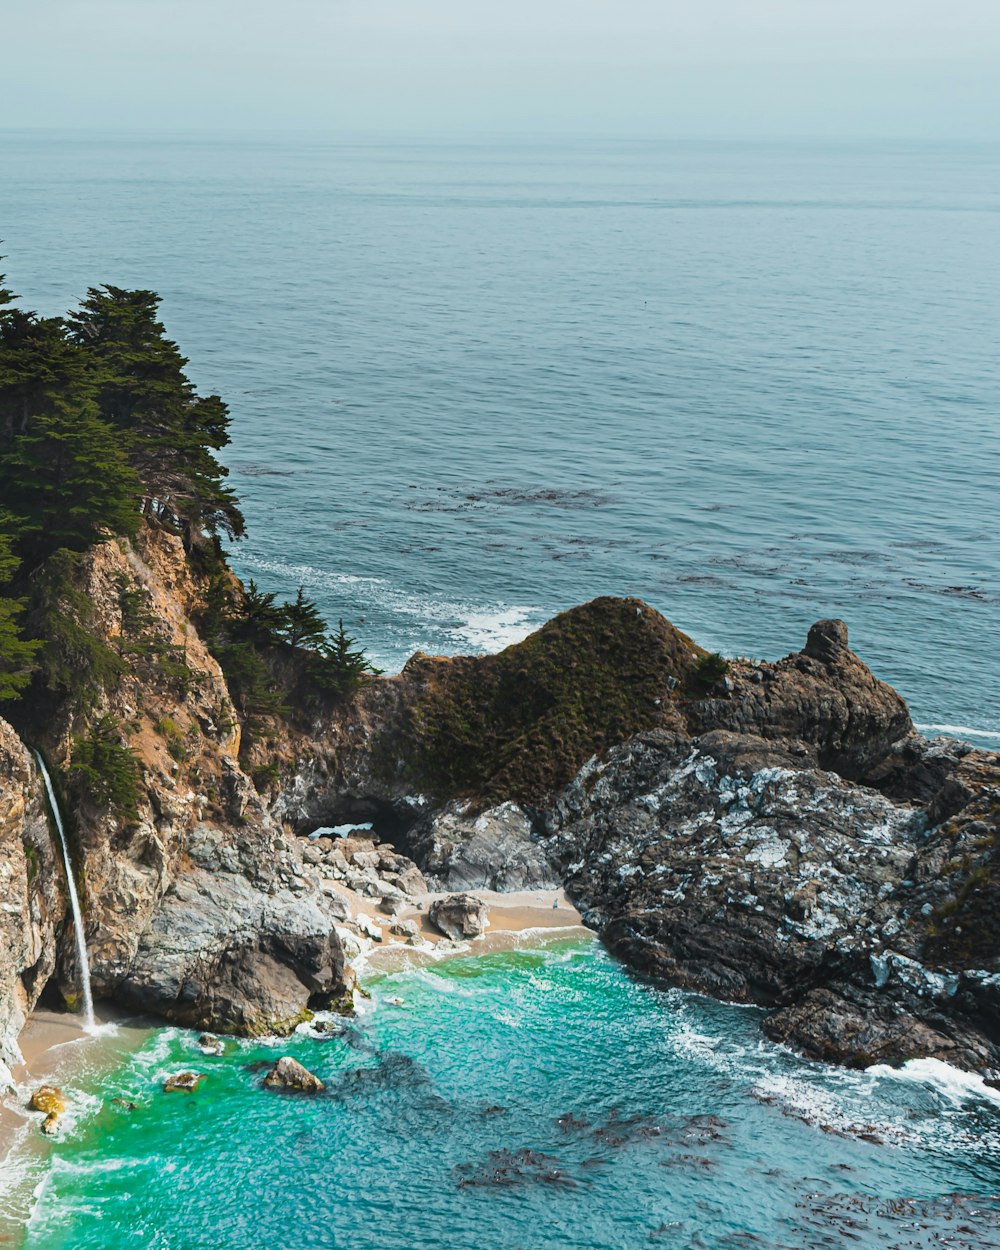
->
1, 134, 999, 1245
1, 132, 998, 736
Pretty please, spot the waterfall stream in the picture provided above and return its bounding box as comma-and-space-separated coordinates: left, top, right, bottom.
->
33, 751, 96, 1032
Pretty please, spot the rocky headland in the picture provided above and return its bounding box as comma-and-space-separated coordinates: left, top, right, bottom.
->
1, 524, 998, 1085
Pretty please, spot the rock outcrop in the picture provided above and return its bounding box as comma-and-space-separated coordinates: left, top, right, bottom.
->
0, 517, 996, 1080
0, 722, 64, 1086
429, 893, 489, 941
263, 1056, 324, 1092
0, 529, 353, 1054
543, 723, 1000, 1070
29, 1084, 67, 1134
407, 800, 556, 892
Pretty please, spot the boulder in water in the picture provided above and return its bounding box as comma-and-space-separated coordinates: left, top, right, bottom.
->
198, 1033, 225, 1056
164, 1071, 206, 1093
429, 893, 489, 941
263, 1056, 325, 1092
29, 1085, 67, 1134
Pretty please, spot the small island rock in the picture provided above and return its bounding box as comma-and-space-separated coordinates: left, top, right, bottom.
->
29, 1085, 67, 1135
164, 1071, 206, 1093
263, 1056, 325, 1092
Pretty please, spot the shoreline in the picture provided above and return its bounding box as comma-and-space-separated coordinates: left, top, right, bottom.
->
6, 885, 586, 1102
0, 884, 590, 1243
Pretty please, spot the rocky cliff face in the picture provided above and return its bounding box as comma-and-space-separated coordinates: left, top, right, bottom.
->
0, 721, 64, 1086
543, 727, 1000, 1070
0, 525, 996, 1079
0, 529, 353, 1070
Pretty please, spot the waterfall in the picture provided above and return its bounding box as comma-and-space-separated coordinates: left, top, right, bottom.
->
33, 751, 96, 1032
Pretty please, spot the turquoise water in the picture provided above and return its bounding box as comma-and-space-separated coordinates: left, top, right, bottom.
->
0, 133, 998, 738
17, 940, 1000, 1249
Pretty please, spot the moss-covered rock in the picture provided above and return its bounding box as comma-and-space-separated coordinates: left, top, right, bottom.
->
387, 597, 699, 807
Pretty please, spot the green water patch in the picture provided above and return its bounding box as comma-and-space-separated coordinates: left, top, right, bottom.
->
16, 942, 1000, 1249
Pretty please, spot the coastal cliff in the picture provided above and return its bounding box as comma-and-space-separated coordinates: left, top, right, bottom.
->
0, 522, 997, 1079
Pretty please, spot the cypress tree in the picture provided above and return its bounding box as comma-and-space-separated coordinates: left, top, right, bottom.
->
67, 286, 245, 542
0, 521, 41, 701
281, 587, 327, 649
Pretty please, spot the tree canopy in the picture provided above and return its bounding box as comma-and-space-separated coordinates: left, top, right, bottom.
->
0, 270, 244, 703
0, 268, 376, 735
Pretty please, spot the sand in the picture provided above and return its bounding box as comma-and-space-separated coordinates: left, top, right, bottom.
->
330, 883, 593, 975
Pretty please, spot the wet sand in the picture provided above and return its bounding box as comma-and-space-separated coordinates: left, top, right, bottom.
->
0, 1004, 155, 1243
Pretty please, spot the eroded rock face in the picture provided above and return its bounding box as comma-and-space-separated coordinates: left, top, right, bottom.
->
119, 824, 347, 1036
0, 721, 64, 1089
687, 620, 912, 780
408, 800, 557, 892
429, 893, 489, 941
0, 531, 354, 1042
543, 727, 1000, 1070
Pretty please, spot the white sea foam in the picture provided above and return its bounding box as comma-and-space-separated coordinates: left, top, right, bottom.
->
309, 823, 373, 839
239, 555, 540, 665
865, 1056, 1000, 1107
447, 606, 536, 653
916, 722, 1000, 742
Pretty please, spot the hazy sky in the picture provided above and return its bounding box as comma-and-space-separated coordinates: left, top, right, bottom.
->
5, 0, 1000, 137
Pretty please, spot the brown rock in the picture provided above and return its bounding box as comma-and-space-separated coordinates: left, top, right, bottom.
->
429, 893, 489, 941
163, 1071, 206, 1092
262, 1056, 325, 1092
30, 1085, 67, 1133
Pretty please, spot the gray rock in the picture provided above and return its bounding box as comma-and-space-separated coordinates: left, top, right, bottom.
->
544, 727, 1000, 1071
429, 893, 489, 941
408, 801, 556, 892
119, 824, 348, 1037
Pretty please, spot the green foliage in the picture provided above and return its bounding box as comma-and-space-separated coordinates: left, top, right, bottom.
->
213, 641, 288, 723
28, 550, 125, 710
116, 574, 157, 652
282, 587, 328, 650
251, 761, 281, 793
691, 651, 731, 691
307, 619, 381, 702
229, 580, 288, 649
389, 597, 699, 806
0, 521, 41, 701
0, 269, 247, 706
156, 716, 188, 762
69, 716, 142, 821
66, 286, 245, 543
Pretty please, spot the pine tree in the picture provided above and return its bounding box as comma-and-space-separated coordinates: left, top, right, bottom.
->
0, 520, 41, 701
67, 286, 244, 542
281, 587, 327, 649
309, 619, 381, 700
0, 292, 142, 565
230, 580, 287, 648
0, 392, 141, 565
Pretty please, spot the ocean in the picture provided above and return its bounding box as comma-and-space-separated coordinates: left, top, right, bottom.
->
1, 133, 999, 1246
1, 132, 997, 737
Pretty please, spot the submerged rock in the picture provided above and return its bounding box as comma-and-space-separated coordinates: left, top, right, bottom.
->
429, 893, 489, 941
163, 1071, 205, 1093
263, 1056, 324, 1093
